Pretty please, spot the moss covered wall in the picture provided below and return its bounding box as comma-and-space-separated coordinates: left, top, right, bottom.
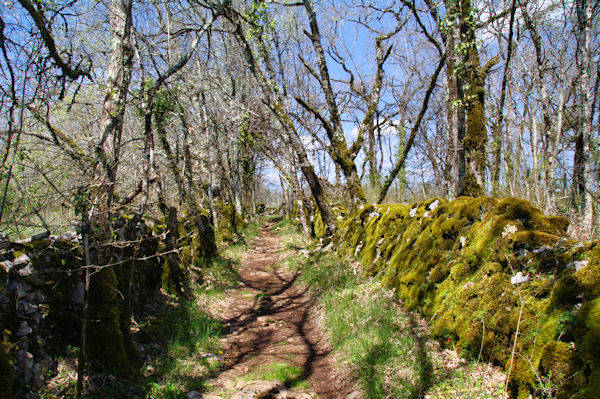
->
332, 197, 598, 398
215, 201, 247, 243
0, 208, 217, 396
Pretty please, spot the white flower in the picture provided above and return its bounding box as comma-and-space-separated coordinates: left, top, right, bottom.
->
511, 272, 529, 285
409, 207, 418, 218
423, 211, 431, 218
369, 212, 381, 219
459, 236, 467, 248
502, 224, 518, 237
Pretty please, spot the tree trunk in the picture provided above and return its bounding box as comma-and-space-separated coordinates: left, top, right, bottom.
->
442, 6, 460, 198
279, 173, 291, 218
301, 0, 367, 205
116, 220, 140, 364
491, 0, 516, 195
290, 152, 311, 236
367, 116, 379, 193
575, 0, 595, 236
87, 0, 134, 378
458, 0, 492, 197
164, 206, 182, 293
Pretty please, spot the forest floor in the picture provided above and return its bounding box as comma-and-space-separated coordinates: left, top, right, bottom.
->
199, 220, 358, 398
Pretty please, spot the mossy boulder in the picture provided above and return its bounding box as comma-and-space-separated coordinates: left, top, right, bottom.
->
335, 196, 597, 397
158, 208, 216, 294
313, 204, 345, 238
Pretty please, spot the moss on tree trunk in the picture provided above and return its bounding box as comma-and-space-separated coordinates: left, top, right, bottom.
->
87, 263, 134, 378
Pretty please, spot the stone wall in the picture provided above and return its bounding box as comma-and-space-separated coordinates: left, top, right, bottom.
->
331, 197, 599, 398
1, 231, 85, 396
0, 211, 216, 397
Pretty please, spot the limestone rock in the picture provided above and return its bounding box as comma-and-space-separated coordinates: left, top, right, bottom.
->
13, 254, 30, 267
0, 260, 11, 273
232, 380, 282, 399
185, 391, 216, 399
274, 389, 316, 398
31, 356, 53, 387
16, 321, 32, 337
346, 391, 363, 399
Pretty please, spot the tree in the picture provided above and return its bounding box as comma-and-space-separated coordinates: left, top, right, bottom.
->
222, 0, 338, 233
574, 0, 596, 236
86, 0, 136, 377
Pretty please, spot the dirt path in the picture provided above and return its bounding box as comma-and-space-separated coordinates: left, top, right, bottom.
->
204, 222, 357, 399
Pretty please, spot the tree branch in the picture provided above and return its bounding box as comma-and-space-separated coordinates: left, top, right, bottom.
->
17, 0, 92, 81
378, 51, 447, 203
294, 96, 336, 145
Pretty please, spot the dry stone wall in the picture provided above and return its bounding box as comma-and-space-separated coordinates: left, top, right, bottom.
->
330, 197, 599, 398
0, 231, 85, 395
0, 211, 212, 397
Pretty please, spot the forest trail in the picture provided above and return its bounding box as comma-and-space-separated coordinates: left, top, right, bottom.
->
203, 221, 358, 399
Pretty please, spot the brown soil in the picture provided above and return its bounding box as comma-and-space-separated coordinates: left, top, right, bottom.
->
206, 222, 358, 398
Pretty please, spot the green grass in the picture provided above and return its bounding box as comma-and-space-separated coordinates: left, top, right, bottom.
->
145, 219, 263, 398
145, 296, 222, 397
240, 362, 309, 389
298, 253, 430, 398
265, 214, 284, 223
323, 283, 431, 398
199, 255, 241, 295
425, 362, 505, 398
221, 220, 260, 261
275, 218, 504, 399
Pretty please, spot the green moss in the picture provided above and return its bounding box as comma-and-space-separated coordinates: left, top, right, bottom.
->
511, 231, 562, 247
576, 298, 600, 366
574, 246, 600, 298
579, 368, 600, 398
313, 208, 327, 238
0, 331, 13, 399
87, 267, 135, 378
429, 263, 450, 284
551, 275, 582, 308
509, 357, 536, 398
215, 201, 242, 242
539, 341, 584, 394
334, 196, 599, 397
